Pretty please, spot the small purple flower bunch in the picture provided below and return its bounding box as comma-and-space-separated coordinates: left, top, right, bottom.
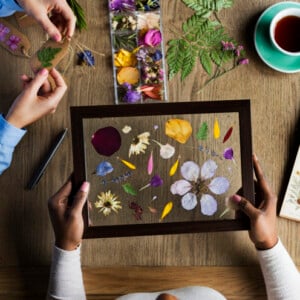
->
109, 0, 136, 12
221, 41, 249, 65
136, 47, 164, 84
122, 83, 142, 103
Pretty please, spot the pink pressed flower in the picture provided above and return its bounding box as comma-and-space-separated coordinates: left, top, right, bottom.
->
221, 41, 235, 51
235, 45, 244, 57
141, 29, 162, 47
238, 58, 249, 65
6, 35, 21, 51
0, 23, 10, 42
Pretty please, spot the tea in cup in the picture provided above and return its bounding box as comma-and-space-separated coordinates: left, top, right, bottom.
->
270, 8, 300, 56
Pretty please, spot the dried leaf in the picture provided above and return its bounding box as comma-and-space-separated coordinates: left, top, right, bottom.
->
223, 126, 233, 143
159, 201, 173, 222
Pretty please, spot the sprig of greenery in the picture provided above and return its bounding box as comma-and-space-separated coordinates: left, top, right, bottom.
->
37, 47, 61, 68
67, 0, 87, 31
167, 0, 247, 88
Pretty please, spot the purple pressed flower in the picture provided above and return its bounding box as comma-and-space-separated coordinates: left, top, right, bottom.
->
150, 174, 163, 187
140, 174, 163, 191
0, 23, 10, 42
238, 58, 249, 65
109, 0, 135, 11
223, 148, 234, 160
6, 35, 20, 51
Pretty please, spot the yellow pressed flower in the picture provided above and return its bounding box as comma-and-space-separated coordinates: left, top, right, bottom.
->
165, 119, 192, 144
114, 48, 138, 67
95, 191, 122, 216
128, 132, 150, 157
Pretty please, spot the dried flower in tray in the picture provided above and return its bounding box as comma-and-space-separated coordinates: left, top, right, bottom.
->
112, 14, 137, 31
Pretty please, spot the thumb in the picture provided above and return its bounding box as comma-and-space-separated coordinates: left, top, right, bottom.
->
36, 14, 61, 41
71, 182, 90, 215
230, 194, 259, 220
28, 69, 49, 94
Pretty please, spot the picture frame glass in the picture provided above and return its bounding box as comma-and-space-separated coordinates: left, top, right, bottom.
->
71, 101, 254, 237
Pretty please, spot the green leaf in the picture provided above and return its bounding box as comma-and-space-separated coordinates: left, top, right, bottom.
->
122, 183, 137, 196
67, 0, 87, 30
181, 45, 197, 81
199, 50, 212, 75
37, 47, 61, 68
197, 122, 209, 140
167, 39, 187, 80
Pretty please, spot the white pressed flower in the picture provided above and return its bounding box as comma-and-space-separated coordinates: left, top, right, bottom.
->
95, 191, 122, 216
122, 125, 132, 134
128, 132, 150, 157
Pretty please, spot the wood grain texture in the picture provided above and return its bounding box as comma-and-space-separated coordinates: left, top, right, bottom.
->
0, 0, 299, 295
0, 266, 269, 299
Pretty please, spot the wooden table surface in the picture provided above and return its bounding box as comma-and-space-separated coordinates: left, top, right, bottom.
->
0, 0, 299, 269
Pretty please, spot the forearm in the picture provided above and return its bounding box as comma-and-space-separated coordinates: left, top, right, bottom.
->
257, 239, 300, 300
0, 115, 26, 175
47, 245, 86, 300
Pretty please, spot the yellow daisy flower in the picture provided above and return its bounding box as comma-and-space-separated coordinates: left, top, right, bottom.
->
95, 191, 122, 216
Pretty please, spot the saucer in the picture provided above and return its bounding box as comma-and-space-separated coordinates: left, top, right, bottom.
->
254, 1, 300, 73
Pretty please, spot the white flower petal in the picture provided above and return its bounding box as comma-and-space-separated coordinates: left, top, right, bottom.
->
160, 144, 175, 159
201, 159, 218, 180
208, 177, 230, 195
180, 161, 200, 181
181, 193, 197, 210
170, 180, 192, 195
200, 194, 217, 216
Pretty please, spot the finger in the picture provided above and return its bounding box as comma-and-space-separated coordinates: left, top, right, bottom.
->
71, 182, 90, 215
46, 68, 67, 103
35, 14, 61, 41
253, 154, 276, 208
48, 179, 72, 212
230, 194, 259, 220
27, 69, 49, 94
39, 78, 52, 94
59, 4, 76, 38
21, 74, 32, 88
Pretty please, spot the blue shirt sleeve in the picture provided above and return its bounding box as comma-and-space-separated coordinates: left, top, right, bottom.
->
0, 115, 26, 175
0, 0, 24, 17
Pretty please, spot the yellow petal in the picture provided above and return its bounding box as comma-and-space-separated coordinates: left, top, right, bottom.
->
117, 157, 136, 170
169, 156, 180, 176
165, 119, 192, 144
114, 49, 137, 67
214, 118, 220, 139
159, 201, 173, 222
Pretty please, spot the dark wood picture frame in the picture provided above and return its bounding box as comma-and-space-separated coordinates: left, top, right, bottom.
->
71, 100, 254, 238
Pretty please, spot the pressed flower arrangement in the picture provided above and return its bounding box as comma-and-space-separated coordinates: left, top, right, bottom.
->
108, 0, 168, 104
71, 101, 255, 238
